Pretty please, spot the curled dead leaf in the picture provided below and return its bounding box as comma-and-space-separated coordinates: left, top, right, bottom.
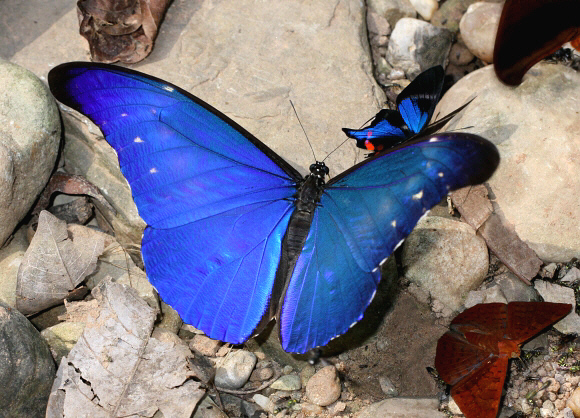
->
16, 211, 105, 315
77, 0, 171, 63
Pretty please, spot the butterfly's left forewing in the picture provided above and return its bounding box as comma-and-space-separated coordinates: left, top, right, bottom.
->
278, 133, 499, 353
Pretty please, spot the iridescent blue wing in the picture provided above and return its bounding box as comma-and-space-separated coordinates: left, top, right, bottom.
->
397, 65, 445, 135
342, 66, 445, 153
341, 109, 408, 152
278, 133, 499, 353
48, 62, 300, 344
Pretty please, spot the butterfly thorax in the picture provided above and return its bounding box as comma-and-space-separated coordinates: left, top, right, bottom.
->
284, 162, 328, 259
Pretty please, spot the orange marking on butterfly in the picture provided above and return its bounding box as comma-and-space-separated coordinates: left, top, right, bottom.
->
364, 140, 375, 151
435, 302, 572, 418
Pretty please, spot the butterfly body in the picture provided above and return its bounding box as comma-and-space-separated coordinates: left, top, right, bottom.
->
48, 63, 499, 353
435, 302, 572, 418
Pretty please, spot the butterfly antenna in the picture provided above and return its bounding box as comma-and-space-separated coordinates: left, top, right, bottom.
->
322, 136, 351, 163
290, 100, 318, 162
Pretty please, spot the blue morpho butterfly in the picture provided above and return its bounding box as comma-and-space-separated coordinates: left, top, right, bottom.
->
342, 66, 472, 155
48, 62, 499, 354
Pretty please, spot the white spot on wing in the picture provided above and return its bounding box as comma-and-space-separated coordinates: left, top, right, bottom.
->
438, 172, 444, 177
429, 137, 439, 142
150, 167, 158, 174
121, 112, 128, 117
162, 85, 174, 92
412, 190, 424, 200
391, 220, 397, 228
134, 136, 144, 143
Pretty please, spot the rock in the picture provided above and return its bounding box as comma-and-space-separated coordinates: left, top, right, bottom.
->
436, 63, 580, 262
379, 375, 399, 397
402, 216, 488, 312
561, 268, 580, 284
215, 350, 257, 390
189, 334, 222, 357
0, 300, 56, 415
367, 11, 391, 37
459, 2, 502, 62
0, 225, 28, 307
368, 0, 417, 28
305, 365, 342, 406
40, 321, 85, 364
431, 0, 502, 32
249, 366, 274, 382
300, 364, 316, 388
271, 374, 302, 391
300, 402, 325, 416
559, 406, 576, 418
157, 302, 183, 335
449, 42, 475, 66
0, 59, 60, 247
387, 18, 453, 78
409, 0, 438, 20
534, 281, 580, 334
251, 394, 275, 414
355, 397, 446, 417
464, 271, 538, 308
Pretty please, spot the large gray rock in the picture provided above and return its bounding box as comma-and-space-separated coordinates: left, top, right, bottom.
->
11, 0, 384, 255
0, 60, 60, 247
402, 216, 488, 312
0, 300, 56, 415
437, 63, 580, 262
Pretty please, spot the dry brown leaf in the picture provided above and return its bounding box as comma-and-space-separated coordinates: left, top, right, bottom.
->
451, 185, 542, 285
77, 0, 171, 63
46, 278, 205, 417
16, 211, 105, 315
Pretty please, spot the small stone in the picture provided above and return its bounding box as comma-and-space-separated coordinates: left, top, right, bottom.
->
328, 400, 346, 414
459, 2, 502, 62
215, 350, 257, 389
40, 321, 85, 363
189, 334, 222, 357
542, 263, 559, 279
250, 367, 274, 382
367, 11, 391, 37
557, 407, 575, 418
300, 402, 325, 416
215, 345, 231, 357
252, 394, 275, 414
300, 364, 316, 388
305, 365, 341, 406
567, 388, 580, 416
283, 365, 293, 374
270, 374, 301, 391
562, 268, 580, 284
408, 0, 438, 20
379, 375, 398, 397
449, 43, 475, 66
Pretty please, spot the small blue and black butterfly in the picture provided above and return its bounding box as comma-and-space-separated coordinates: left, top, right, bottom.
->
343, 66, 471, 154
48, 62, 499, 354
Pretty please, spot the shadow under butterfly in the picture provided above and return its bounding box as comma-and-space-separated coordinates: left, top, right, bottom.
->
342, 66, 472, 155
48, 62, 499, 354
435, 302, 572, 418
